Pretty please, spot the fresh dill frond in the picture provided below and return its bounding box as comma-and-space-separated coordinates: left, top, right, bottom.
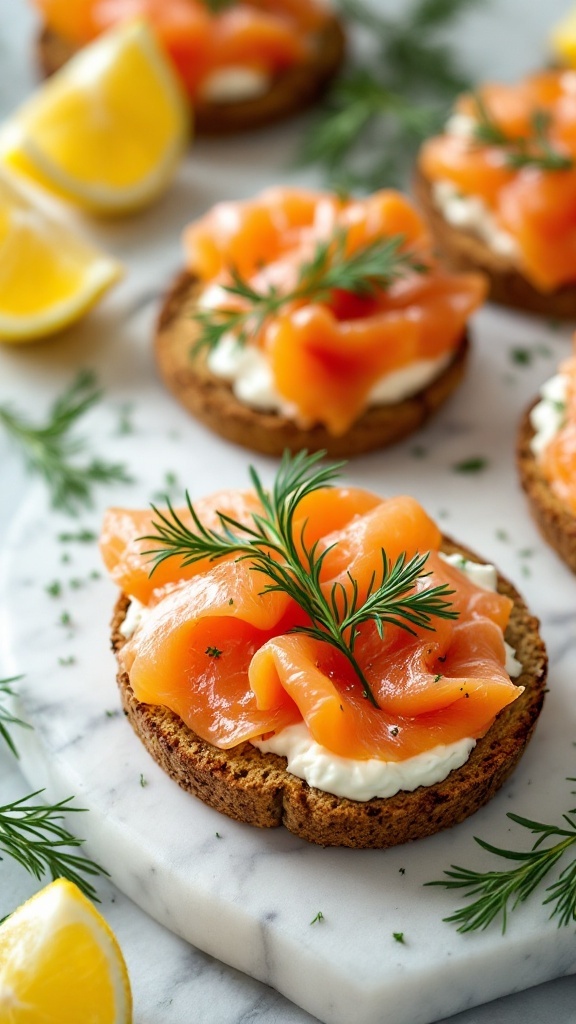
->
142, 451, 457, 708
299, 0, 484, 189
427, 784, 576, 931
0, 676, 30, 758
472, 95, 573, 172
191, 228, 425, 354
0, 371, 132, 516
0, 790, 109, 902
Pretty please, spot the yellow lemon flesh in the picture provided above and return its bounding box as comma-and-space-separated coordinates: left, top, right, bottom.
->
0, 20, 188, 214
0, 878, 132, 1023
0, 169, 122, 342
550, 7, 576, 64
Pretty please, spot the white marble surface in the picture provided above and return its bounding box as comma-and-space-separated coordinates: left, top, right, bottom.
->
1, 1, 576, 1022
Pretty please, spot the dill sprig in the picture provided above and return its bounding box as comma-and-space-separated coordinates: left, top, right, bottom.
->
472, 95, 573, 172
427, 781, 576, 932
299, 0, 484, 189
142, 450, 457, 708
0, 790, 109, 903
0, 370, 132, 516
0, 678, 108, 900
0, 676, 31, 758
192, 229, 425, 355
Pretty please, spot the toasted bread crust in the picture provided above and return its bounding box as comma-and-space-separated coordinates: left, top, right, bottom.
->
111, 537, 548, 849
154, 270, 470, 458
517, 404, 576, 574
36, 15, 345, 134
414, 167, 576, 318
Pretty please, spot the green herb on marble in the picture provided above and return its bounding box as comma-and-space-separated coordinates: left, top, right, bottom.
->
411, 445, 428, 458
393, 932, 405, 944
90, 570, 101, 580
58, 529, 97, 544
521, 565, 531, 578
105, 709, 120, 718
427, 778, 576, 931
0, 790, 108, 902
140, 774, 148, 788
142, 451, 458, 710
61, 552, 72, 564
510, 347, 533, 366
518, 547, 534, 558
206, 646, 223, 659
452, 457, 488, 474
495, 529, 509, 542
215, 832, 222, 839
310, 911, 325, 925
59, 611, 72, 628
45, 581, 62, 598
0, 677, 30, 758
116, 402, 135, 436
58, 656, 76, 667
0, 371, 132, 516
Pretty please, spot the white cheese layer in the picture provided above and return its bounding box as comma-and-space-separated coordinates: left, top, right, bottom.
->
529, 372, 568, 457
432, 180, 518, 259
253, 727, 477, 801
199, 67, 271, 104
206, 331, 453, 415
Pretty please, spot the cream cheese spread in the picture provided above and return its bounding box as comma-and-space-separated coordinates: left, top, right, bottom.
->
253, 726, 477, 801
432, 180, 518, 259
199, 67, 271, 104
529, 372, 568, 457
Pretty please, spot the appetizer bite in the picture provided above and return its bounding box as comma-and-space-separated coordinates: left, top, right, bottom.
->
155, 188, 486, 457
31, 0, 345, 133
416, 70, 576, 316
518, 341, 576, 573
100, 452, 547, 849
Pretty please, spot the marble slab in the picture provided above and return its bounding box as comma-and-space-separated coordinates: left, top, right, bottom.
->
1, 1, 576, 1021
1, 297, 576, 1024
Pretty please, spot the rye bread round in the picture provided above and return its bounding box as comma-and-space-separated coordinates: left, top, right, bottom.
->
36, 14, 345, 135
413, 167, 576, 319
517, 402, 576, 574
154, 270, 471, 458
111, 536, 548, 849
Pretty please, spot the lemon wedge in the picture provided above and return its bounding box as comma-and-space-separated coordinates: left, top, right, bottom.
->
0, 878, 132, 1023
550, 7, 576, 64
0, 20, 188, 214
0, 168, 122, 342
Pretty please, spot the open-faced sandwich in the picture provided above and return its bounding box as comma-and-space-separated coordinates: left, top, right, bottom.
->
100, 452, 547, 849
517, 340, 576, 573
415, 70, 576, 316
31, 0, 345, 133
155, 187, 486, 457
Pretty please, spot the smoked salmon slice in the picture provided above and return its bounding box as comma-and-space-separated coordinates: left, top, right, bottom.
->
103, 483, 522, 763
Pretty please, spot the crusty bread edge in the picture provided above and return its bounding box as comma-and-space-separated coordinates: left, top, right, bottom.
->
111, 536, 548, 849
517, 403, 576, 574
154, 270, 471, 458
36, 15, 345, 134
413, 166, 576, 318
